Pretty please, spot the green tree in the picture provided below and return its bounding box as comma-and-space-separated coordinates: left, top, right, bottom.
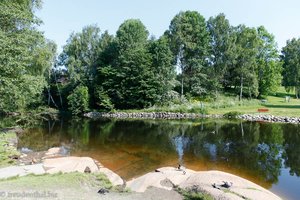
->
281, 38, 300, 98
108, 19, 159, 108
148, 36, 177, 104
59, 25, 102, 86
0, 0, 55, 113
167, 11, 210, 98
67, 85, 89, 115
228, 25, 259, 99
207, 13, 235, 96
257, 26, 282, 96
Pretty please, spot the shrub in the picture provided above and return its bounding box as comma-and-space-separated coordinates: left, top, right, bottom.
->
67, 85, 89, 115
94, 87, 114, 111
223, 111, 242, 119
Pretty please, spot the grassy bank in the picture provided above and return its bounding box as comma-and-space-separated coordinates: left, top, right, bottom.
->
0, 172, 114, 199
118, 88, 300, 118
0, 131, 20, 167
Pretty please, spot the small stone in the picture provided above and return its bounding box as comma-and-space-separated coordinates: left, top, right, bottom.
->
97, 188, 109, 194
84, 166, 91, 173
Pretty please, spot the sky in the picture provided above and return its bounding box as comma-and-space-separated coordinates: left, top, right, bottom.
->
36, 0, 300, 53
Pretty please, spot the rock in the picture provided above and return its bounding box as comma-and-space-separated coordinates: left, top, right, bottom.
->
0, 164, 45, 179
43, 156, 99, 174
84, 166, 91, 173
99, 167, 124, 186
42, 146, 70, 159
127, 167, 282, 200
20, 147, 33, 154
97, 188, 109, 194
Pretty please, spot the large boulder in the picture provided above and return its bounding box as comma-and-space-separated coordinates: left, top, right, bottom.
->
127, 167, 281, 200
43, 156, 124, 186
43, 156, 99, 174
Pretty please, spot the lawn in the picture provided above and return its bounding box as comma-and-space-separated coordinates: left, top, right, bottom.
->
209, 87, 300, 117
120, 87, 300, 117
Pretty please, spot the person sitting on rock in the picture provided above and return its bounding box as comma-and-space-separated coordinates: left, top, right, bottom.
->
177, 164, 186, 175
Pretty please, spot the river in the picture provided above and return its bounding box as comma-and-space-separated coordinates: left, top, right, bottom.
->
9, 117, 300, 200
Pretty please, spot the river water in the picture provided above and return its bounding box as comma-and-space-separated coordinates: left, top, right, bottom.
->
12, 118, 300, 200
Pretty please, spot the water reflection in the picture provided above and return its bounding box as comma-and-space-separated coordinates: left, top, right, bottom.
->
16, 118, 300, 199
173, 135, 190, 165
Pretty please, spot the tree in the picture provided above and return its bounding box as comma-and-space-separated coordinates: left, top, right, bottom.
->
257, 26, 282, 96
59, 25, 102, 87
67, 85, 89, 115
0, 0, 55, 113
207, 13, 235, 96
106, 19, 159, 109
148, 36, 177, 104
167, 11, 210, 98
281, 38, 300, 98
228, 25, 259, 99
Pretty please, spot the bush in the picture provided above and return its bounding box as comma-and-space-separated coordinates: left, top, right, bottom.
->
223, 111, 242, 119
94, 87, 114, 111
67, 85, 89, 115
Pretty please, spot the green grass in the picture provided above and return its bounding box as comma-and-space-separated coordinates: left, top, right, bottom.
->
107, 87, 300, 118
176, 187, 214, 200
0, 131, 20, 167
0, 172, 112, 189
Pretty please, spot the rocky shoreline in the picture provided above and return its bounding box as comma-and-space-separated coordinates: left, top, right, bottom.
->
84, 111, 300, 124
0, 129, 282, 200
238, 114, 300, 124
84, 111, 213, 119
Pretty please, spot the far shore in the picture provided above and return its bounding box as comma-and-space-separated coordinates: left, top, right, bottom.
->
84, 111, 300, 124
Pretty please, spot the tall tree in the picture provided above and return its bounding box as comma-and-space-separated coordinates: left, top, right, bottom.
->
110, 19, 158, 108
257, 26, 282, 96
281, 38, 300, 98
229, 25, 259, 100
167, 11, 210, 98
207, 13, 235, 96
0, 0, 55, 112
59, 25, 102, 87
148, 36, 177, 104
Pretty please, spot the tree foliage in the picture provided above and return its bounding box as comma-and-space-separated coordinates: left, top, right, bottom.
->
167, 11, 210, 97
257, 26, 282, 95
281, 38, 300, 97
0, 0, 55, 113
1, 5, 296, 114
67, 85, 89, 115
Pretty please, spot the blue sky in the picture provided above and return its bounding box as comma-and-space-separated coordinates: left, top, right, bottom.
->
37, 0, 300, 53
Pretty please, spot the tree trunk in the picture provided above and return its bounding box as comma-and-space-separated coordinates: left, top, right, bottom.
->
181, 75, 184, 102
54, 72, 63, 108
239, 76, 243, 101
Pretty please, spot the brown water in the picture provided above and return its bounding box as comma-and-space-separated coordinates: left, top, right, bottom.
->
15, 118, 300, 200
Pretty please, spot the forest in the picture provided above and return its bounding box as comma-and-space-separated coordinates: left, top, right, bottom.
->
1, 0, 300, 115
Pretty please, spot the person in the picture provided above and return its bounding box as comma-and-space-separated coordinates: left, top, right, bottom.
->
177, 164, 186, 175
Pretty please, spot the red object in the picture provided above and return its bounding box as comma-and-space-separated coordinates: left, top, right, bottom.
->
258, 108, 269, 112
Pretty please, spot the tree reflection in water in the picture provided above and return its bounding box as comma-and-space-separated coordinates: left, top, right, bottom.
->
16, 118, 300, 194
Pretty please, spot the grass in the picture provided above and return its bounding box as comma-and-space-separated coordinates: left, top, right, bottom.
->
116, 87, 300, 118
176, 187, 214, 200
0, 131, 20, 167
0, 172, 113, 189
223, 189, 250, 200
0, 172, 115, 199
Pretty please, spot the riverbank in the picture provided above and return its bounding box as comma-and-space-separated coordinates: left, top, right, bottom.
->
0, 153, 282, 200
84, 111, 300, 124
0, 129, 20, 167
0, 130, 282, 200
